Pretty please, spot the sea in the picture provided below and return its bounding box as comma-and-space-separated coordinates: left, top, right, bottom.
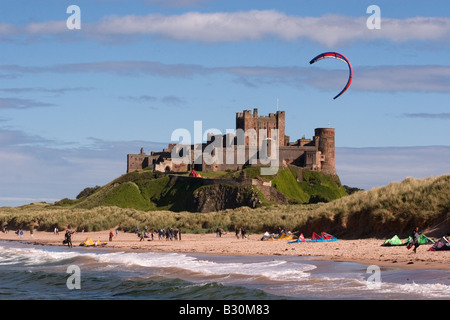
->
0, 240, 449, 307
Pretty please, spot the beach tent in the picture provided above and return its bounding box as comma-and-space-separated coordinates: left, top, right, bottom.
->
381, 235, 406, 247
189, 169, 201, 177
80, 237, 107, 247
428, 237, 450, 251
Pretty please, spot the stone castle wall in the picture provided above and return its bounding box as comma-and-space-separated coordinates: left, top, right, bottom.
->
127, 109, 337, 176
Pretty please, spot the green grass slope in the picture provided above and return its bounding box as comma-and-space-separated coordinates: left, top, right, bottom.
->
261, 166, 347, 204
65, 166, 347, 211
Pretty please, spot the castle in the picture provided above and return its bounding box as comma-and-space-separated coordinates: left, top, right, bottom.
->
127, 108, 336, 176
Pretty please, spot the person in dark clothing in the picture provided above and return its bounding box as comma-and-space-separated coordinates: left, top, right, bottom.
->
241, 227, 246, 239
65, 229, 75, 248
411, 227, 421, 253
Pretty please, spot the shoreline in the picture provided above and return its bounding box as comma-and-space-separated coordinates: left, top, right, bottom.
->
1, 230, 449, 270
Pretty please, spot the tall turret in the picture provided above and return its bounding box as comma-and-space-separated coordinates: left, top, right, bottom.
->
314, 128, 336, 175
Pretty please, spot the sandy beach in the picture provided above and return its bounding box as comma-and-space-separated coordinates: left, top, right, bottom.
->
2, 230, 449, 270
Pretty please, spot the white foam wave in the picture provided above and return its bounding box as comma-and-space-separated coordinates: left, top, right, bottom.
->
0, 244, 315, 281
377, 281, 450, 298
0, 245, 82, 266
280, 272, 450, 299
95, 251, 316, 281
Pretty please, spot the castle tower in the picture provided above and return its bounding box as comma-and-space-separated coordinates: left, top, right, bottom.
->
127, 148, 148, 173
235, 108, 285, 147
314, 128, 336, 175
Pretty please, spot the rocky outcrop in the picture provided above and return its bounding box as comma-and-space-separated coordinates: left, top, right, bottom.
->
192, 184, 262, 213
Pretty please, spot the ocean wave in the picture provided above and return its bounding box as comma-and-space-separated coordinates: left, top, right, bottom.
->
377, 282, 450, 298
0, 245, 83, 266
94, 251, 316, 281
0, 244, 315, 282
1, 242, 449, 299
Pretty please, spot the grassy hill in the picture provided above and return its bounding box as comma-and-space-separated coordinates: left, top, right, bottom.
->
1, 174, 448, 238
57, 166, 347, 211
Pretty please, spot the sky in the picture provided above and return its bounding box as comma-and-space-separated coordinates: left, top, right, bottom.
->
1, 0, 449, 207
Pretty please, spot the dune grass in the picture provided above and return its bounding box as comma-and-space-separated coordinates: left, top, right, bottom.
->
1, 174, 448, 238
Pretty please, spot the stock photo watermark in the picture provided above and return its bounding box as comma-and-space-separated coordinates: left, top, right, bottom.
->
367, 5, 381, 30
66, 265, 81, 290
366, 265, 382, 289
67, 5, 81, 30
170, 121, 280, 176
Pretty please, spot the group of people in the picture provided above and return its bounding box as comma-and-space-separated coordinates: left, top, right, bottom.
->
215, 227, 247, 239
12, 229, 35, 238
159, 228, 182, 241
15, 229, 24, 238
235, 227, 247, 239
135, 227, 182, 241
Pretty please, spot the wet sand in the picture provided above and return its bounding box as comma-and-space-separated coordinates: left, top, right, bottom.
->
2, 230, 449, 270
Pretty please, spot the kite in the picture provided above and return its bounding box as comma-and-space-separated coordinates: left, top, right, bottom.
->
309, 52, 353, 100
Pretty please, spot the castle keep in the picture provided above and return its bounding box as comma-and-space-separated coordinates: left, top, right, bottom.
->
127, 108, 336, 176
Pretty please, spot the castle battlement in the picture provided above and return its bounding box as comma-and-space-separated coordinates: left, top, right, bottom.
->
127, 108, 336, 176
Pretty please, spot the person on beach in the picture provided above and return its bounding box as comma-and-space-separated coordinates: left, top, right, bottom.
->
235, 227, 241, 239
411, 227, 421, 253
64, 229, 75, 248
109, 231, 114, 241
240, 227, 246, 239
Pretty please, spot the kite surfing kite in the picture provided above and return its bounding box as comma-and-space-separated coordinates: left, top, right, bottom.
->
288, 232, 338, 243
309, 52, 353, 100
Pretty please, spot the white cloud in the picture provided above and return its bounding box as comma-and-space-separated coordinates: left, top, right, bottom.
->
2, 11, 450, 47
403, 113, 450, 119
89, 12, 372, 45
3, 60, 450, 94
353, 66, 450, 93
91, 12, 450, 46
0, 97, 54, 109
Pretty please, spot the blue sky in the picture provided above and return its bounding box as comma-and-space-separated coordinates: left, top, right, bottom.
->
1, 0, 449, 207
